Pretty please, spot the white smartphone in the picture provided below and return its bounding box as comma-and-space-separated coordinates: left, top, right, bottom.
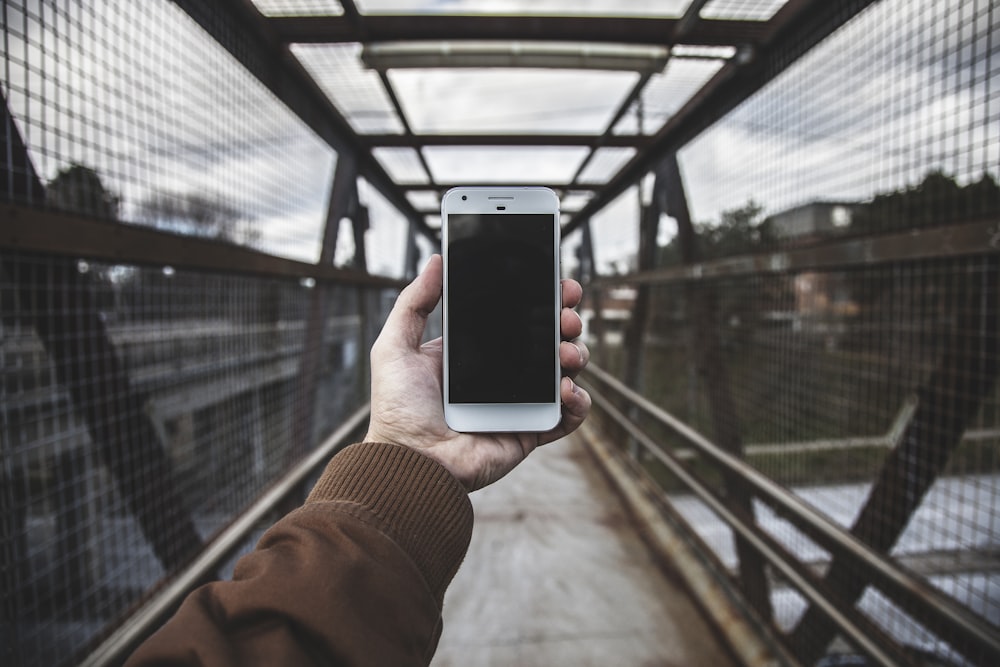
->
441, 186, 562, 432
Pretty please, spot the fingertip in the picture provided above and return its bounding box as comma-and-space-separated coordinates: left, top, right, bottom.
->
560, 279, 583, 308
558, 377, 590, 432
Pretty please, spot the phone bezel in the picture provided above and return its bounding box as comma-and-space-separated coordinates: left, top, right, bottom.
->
441, 186, 562, 433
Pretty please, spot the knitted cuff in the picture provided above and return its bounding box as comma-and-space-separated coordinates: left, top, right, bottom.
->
306, 442, 473, 603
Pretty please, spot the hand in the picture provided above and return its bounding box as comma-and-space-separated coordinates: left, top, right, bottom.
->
364, 254, 591, 491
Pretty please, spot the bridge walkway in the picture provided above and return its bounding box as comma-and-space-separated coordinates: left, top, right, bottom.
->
431, 435, 738, 667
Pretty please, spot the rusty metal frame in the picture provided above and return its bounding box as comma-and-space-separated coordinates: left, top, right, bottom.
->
565, 0, 881, 234
258, 1, 874, 236
664, 151, 775, 622
589, 218, 1000, 286
2, 204, 406, 289
582, 364, 1000, 667
269, 14, 769, 46
362, 134, 645, 148
79, 405, 372, 667
170, 0, 430, 238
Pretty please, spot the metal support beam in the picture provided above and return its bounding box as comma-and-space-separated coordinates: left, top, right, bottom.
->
286, 153, 362, 510
170, 0, 432, 239
269, 15, 768, 46
578, 220, 607, 362
589, 217, 1000, 286
666, 152, 774, 623
565, 0, 880, 236
1, 204, 404, 289
620, 160, 663, 457
361, 134, 644, 149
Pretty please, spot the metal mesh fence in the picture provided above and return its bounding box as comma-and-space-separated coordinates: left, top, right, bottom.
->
586, 0, 999, 664
0, 253, 383, 665
1, 0, 420, 272
1, 1, 398, 664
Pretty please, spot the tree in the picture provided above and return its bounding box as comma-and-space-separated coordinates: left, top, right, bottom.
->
136, 190, 259, 246
850, 170, 1000, 235
656, 199, 772, 267
47, 163, 120, 219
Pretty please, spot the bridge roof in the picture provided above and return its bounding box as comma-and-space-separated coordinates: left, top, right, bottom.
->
178, 0, 864, 240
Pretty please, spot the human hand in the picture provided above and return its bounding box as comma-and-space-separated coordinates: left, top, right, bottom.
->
364, 254, 591, 491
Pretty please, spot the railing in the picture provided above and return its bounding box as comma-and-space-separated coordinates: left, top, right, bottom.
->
582, 364, 1000, 667
78, 404, 371, 666
1, 214, 396, 665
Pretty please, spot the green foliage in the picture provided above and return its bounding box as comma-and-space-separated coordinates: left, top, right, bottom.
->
850, 170, 1000, 235
657, 199, 772, 267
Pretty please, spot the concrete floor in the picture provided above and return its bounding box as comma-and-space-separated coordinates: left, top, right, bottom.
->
431, 436, 737, 667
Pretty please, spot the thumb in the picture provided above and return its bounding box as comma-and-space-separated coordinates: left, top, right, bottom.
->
379, 254, 442, 352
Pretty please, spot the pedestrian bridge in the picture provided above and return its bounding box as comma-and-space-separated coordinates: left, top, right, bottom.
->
2, 2, 999, 666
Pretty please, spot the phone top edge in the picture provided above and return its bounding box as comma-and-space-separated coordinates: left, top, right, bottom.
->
441, 187, 560, 214
442, 185, 558, 199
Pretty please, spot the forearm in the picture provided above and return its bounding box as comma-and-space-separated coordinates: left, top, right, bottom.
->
126, 442, 473, 667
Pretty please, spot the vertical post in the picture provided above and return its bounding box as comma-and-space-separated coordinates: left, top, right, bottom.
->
621, 177, 661, 458
579, 220, 607, 362
351, 203, 369, 273
286, 152, 358, 498
350, 200, 373, 400
403, 217, 420, 280
665, 151, 774, 622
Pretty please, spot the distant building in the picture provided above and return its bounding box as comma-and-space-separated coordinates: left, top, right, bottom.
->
767, 201, 859, 240
766, 201, 862, 343
580, 285, 636, 344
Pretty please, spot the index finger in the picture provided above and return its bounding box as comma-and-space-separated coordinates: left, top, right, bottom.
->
377, 254, 442, 353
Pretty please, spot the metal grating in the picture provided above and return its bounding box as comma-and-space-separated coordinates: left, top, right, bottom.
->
679, 0, 999, 229
372, 147, 430, 184
387, 68, 642, 135
1, 2, 394, 664
0, 254, 379, 665
700, 0, 787, 21
4, 0, 995, 664
251, 0, 345, 16
584, 0, 1000, 663
615, 58, 728, 136
2, 0, 337, 264
291, 43, 406, 136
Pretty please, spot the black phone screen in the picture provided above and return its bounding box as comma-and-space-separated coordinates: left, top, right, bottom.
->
447, 213, 557, 404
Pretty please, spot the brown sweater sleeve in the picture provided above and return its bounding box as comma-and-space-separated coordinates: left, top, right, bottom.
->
125, 442, 474, 667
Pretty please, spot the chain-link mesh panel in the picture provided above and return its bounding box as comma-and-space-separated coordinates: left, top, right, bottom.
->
0, 1, 397, 664
2, 0, 337, 264
587, 0, 999, 663
0, 254, 378, 665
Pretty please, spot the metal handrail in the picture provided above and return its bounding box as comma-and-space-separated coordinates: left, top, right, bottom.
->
2, 204, 407, 288
79, 404, 372, 667
586, 217, 999, 286
582, 364, 1000, 665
